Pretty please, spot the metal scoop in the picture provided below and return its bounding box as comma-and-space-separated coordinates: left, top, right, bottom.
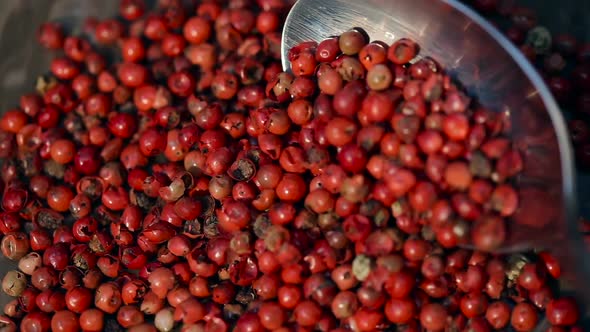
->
281, 0, 588, 304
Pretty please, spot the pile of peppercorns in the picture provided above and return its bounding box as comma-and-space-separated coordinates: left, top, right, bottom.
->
0, 0, 584, 331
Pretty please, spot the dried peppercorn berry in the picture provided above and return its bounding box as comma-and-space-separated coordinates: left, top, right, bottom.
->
339, 29, 368, 55
388, 38, 419, 64
545, 297, 580, 326
0, 3, 581, 331
511, 302, 539, 331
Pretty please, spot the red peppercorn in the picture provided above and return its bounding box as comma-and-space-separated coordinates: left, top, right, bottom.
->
77, 308, 103, 332
352, 308, 384, 331
21, 312, 51, 332
388, 38, 419, 64
0, 110, 28, 134
274, 173, 306, 202
385, 297, 415, 324
119, 0, 145, 20
511, 302, 539, 331
51, 57, 80, 81
168, 71, 196, 97
121, 37, 146, 62
38, 22, 64, 49
74, 147, 101, 175
257, 301, 286, 329
65, 286, 93, 314
95, 19, 124, 45
294, 300, 322, 327
183, 17, 211, 44
420, 303, 448, 331
118, 62, 149, 87
94, 282, 122, 314
546, 297, 580, 326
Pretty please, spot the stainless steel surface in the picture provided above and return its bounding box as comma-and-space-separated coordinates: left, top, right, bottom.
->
282, 0, 588, 304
